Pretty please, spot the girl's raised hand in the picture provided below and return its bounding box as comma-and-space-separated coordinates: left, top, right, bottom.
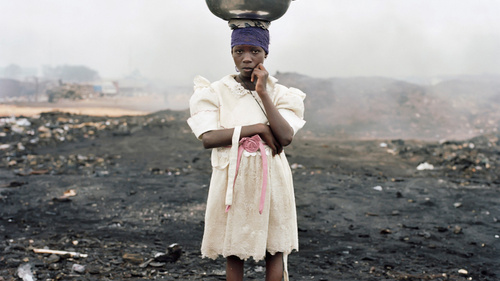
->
251, 63, 269, 95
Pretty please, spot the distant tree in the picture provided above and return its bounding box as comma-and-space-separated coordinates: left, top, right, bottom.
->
4, 64, 23, 79
43, 65, 100, 82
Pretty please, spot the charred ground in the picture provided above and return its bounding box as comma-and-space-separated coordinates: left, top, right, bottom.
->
1, 110, 499, 280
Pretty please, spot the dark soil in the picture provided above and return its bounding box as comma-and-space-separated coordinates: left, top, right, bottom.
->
1, 111, 499, 280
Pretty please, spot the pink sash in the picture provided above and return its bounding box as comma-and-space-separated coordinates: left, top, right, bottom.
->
225, 134, 268, 214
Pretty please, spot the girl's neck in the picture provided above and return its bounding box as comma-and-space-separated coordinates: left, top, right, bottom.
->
236, 74, 255, 91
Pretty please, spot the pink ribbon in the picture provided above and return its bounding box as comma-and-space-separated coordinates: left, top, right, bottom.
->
225, 134, 268, 214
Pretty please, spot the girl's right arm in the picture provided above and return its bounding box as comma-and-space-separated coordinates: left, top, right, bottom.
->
201, 123, 282, 155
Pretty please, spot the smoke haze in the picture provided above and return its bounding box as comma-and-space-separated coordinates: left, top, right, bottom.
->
1, 0, 500, 85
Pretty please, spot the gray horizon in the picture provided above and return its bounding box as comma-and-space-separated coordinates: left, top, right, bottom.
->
1, 0, 499, 86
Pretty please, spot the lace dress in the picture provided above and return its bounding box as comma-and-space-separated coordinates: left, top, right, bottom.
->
187, 74, 306, 264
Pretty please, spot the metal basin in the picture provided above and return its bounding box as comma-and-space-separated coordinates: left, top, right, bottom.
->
206, 0, 293, 21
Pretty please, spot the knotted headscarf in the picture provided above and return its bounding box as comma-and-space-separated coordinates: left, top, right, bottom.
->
230, 21, 270, 54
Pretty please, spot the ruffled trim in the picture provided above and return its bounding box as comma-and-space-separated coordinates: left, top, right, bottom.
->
242, 146, 272, 157
201, 247, 296, 262
212, 145, 273, 170
193, 75, 211, 90
221, 75, 278, 98
220, 75, 248, 97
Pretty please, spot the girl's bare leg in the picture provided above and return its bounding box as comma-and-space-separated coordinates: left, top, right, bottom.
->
226, 255, 244, 281
265, 252, 283, 281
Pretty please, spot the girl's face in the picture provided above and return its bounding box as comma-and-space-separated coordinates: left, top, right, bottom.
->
232, 45, 267, 78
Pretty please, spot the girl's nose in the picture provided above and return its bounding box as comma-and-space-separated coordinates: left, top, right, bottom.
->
242, 52, 252, 62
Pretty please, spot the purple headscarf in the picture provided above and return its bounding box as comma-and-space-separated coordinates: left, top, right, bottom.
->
231, 27, 270, 54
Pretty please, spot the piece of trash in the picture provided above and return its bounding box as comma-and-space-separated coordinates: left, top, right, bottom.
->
33, 248, 88, 258
417, 162, 434, 170
149, 262, 166, 267
63, 189, 77, 197
123, 253, 144, 264
16, 118, 31, 127
0, 144, 10, 150
139, 258, 153, 268
95, 170, 110, 177
454, 202, 463, 208
53, 189, 77, 202
386, 149, 397, 155
211, 269, 226, 276
290, 163, 304, 169
458, 269, 468, 275
72, 264, 86, 274
17, 263, 35, 281
154, 243, 182, 263
379, 142, 387, 148
372, 186, 383, 191
17, 142, 26, 151
29, 169, 50, 175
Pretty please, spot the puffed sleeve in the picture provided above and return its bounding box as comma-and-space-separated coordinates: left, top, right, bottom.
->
275, 85, 306, 135
187, 76, 220, 139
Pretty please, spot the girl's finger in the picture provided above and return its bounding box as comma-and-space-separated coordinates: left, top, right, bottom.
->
274, 141, 282, 155
251, 70, 257, 83
251, 68, 262, 81
268, 143, 277, 155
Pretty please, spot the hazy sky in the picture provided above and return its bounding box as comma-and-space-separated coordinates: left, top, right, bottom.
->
1, 0, 499, 85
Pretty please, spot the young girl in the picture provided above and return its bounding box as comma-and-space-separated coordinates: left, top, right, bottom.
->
187, 22, 306, 281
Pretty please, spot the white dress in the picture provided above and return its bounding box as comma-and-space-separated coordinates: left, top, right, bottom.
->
187, 74, 306, 262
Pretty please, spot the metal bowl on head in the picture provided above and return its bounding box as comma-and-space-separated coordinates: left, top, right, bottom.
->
205, 0, 293, 22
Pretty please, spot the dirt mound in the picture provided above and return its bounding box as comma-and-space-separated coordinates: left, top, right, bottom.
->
275, 73, 500, 140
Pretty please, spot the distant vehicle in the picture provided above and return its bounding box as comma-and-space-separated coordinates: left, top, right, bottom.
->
93, 81, 118, 95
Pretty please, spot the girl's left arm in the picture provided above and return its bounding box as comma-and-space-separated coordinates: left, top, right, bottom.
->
252, 63, 294, 147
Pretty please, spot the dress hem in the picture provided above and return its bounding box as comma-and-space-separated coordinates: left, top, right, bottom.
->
201, 247, 298, 262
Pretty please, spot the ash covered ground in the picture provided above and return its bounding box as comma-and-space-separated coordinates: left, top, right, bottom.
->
1, 110, 499, 280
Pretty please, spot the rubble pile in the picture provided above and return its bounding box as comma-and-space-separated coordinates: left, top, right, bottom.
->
0, 111, 181, 176
46, 83, 95, 102
394, 134, 500, 183
2, 238, 187, 280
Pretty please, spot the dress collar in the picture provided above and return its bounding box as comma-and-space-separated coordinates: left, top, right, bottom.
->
221, 74, 277, 97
